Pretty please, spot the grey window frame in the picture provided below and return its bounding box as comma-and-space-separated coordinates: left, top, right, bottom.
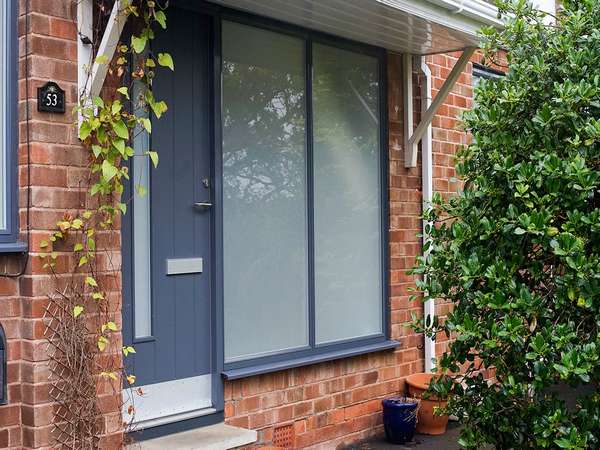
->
0, 0, 25, 253
473, 63, 505, 81
217, 11, 397, 380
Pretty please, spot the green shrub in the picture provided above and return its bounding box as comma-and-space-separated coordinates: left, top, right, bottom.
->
412, 1, 600, 448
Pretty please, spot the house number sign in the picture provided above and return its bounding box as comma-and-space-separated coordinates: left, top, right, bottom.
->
37, 81, 65, 113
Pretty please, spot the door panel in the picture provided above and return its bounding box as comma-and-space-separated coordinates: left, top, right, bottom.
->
124, 7, 213, 412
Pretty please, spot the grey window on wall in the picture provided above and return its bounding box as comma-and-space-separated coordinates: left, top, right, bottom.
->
222, 20, 385, 365
472, 63, 504, 89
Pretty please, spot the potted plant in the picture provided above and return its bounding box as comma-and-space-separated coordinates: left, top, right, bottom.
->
382, 396, 420, 444
406, 373, 451, 435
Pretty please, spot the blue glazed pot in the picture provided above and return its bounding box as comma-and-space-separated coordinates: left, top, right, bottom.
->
382, 397, 419, 444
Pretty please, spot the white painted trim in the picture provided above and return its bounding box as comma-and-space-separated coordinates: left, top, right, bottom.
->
403, 53, 414, 167
532, 0, 555, 15
420, 57, 435, 373
89, 0, 128, 98
425, 0, 501, 27
135, 408, 217, 430
76, 0, 93, 125
404, 47, 475, 168
125, 375, 213, 430
377, 0, 502, 38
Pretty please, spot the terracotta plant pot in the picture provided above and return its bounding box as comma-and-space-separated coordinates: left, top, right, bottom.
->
406, 373, 449, 435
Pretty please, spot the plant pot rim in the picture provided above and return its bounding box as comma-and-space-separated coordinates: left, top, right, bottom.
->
383, 396, 419, 405
406, 373, 440, 389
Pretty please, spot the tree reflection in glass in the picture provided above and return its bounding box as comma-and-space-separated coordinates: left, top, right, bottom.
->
313, 44, 382, 344
222, 22, 308, 362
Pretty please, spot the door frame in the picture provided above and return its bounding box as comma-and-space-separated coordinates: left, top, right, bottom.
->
121, 5, 225, 438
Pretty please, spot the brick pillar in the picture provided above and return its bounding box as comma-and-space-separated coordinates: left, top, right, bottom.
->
14, 1, 124, 448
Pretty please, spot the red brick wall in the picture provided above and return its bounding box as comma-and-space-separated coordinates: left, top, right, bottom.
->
0, 255, 23, 449
0, 1, 124, 448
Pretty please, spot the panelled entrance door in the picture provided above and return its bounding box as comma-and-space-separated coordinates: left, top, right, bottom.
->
123, 8, 214, 429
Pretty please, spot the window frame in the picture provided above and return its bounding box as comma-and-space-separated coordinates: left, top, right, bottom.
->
217, 11, 395, 378
0, 0, 25, 252
472, 63, 505, 81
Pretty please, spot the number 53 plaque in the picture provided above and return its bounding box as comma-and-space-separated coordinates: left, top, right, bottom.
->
37, 81, 66, 113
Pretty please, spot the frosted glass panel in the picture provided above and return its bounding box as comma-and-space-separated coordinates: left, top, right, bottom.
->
222, 21, 309, 362
132, 81, 152, 339
313, 44, 382, 344
0, 1, 6, 231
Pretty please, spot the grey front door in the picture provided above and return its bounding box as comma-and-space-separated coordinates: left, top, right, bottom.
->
123, 8, 214, 428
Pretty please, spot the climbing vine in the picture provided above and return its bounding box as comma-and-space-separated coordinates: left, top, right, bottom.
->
41, 1, 172, 447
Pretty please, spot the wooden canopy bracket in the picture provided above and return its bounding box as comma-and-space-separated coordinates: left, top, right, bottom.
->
77, 0, 128, 103
403, 47, 476, 168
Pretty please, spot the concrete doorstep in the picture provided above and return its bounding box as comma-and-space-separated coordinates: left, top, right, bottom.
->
127, 423, 257, 450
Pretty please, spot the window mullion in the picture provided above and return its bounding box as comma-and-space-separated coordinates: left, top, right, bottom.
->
306, 38, 316, 350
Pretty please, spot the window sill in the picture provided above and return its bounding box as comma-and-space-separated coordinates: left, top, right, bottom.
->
0, 241, 27, 253
222, 339, 400, 380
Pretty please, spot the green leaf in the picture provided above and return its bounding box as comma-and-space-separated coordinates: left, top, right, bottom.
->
113, 119, 129, 140
78, 256, 88, 267
91, 145, 103, 158
93, 96, 105, 108
112, 100, 123, 115
150, 100, 168, 118
102, 160, 118, 182
113, 139, 126, 156
74, 243, 84, 252
97, 336, 108, 352
117, 86, 130, 99
131, 35, 147, 54
79, 121, 92, 141
95, 54, 109, 65
85, 276, 98, 288
135, 184, 148, 197
106, 321, 118, 332
154, 10, 167, 28
553, 363, 569, 378
147, 151, 159, 168
73, 305, 84, 318
157, 52, 174, 71
140, 117, 152, 133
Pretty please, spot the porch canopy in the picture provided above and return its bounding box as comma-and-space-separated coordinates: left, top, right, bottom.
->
208, 0, 502, 55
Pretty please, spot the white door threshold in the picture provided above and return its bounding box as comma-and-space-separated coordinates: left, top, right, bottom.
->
128, 423, 257, 450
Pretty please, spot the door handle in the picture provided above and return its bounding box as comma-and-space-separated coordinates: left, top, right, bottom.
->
193, 202, 213, 210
